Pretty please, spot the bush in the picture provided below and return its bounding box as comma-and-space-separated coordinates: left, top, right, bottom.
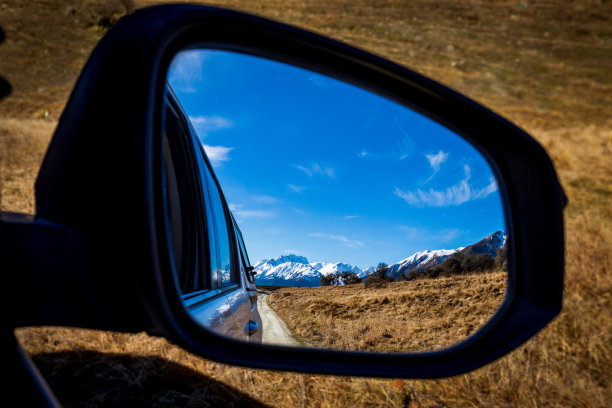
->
495, 247, 507, 271
416, 253, 497, 278
319, 271, 362, 286
319, 273, 338, 286
364, 262, 393, 288
340, 271, 362, 285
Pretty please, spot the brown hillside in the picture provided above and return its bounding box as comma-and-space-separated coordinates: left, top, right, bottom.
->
269, 272, 506, 352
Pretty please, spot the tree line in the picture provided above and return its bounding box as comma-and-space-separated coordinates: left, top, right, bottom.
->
319, 270, 362, 286
319, 248, 507, 287
411, 247, 507, 280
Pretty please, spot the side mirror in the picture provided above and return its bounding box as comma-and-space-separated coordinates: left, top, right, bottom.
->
1, 4, 565, 379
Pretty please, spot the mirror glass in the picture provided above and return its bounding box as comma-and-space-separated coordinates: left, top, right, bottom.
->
164, 49, 507, 352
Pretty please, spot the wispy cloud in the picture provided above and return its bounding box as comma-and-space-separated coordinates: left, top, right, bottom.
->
284, 249, 308, 256
229, 203, 274, 219
167, 50, 207, 93
250, 194, 280, 204
307, 75, 336, 89
189, 115, 233, 138
358, 149, 369, 158
396, 120, 415, 160
394, 165, 498, 207
203, 144, 233, 165
295, 165, 313, 177
294, 163, 335, 178
473, 177, 499, 199
236, 210, 274, 218
342, 215, 360, 220
287, 184, 306, 193
292, 208, 308, 216
426, 150, 448, 173
309, 232, 363, 248
399, 226, 464, 243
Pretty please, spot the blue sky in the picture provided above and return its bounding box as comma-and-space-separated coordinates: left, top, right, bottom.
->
167, 50, 505, 269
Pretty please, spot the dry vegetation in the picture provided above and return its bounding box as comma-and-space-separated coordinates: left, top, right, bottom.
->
2, 0, 611, 407
269, 272, 506, 352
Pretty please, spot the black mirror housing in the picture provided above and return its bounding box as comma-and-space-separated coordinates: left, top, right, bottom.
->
3, 4, 565, 379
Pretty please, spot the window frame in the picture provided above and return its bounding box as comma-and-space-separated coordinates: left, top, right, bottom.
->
193, 140, 240, 291
164, 96, 209, 295
232, 214, 255, 284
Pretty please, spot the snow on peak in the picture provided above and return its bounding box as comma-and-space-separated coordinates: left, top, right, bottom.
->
253, 231, 507, 286
399, 247, 463, 267
261, 254, 309, 267
254, 256, 361, 286
312, 262, 362, 276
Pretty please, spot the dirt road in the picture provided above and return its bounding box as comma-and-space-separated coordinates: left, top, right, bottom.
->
257, 293, 302, 347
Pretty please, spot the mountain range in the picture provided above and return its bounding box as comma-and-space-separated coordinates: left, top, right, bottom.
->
253, 254, 363, 287
253, 231, 506, 287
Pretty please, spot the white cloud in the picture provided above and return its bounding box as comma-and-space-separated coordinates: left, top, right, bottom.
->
284, 249, 308, 256
309, 232, 363, 248
307, 75, 336, 89
294, 163, 335, 178
189, 115, 233, 137
426, 150, 448, 173
342, 215, 360, 220
358, 149, 369, 158
473, 177, 498, 199
203, 144, 233, 165
167, 50, 207, 93
394, 165, 498, 207
250, 194, 279, 204
395, 120, 415, 160
287, 184, 306, 193
292, 208, 308, 216
295, 165, 312, 177
235, 210, 274, 218
229, 203, 274, 219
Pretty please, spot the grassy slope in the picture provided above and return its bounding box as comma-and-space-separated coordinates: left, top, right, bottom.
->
269, 272, 506, 352
2, 0, 611, 406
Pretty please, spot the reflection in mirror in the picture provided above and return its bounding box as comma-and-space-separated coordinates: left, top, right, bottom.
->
164, 49, 507, 352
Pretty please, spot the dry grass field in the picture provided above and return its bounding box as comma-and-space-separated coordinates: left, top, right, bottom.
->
2, 0, 611, 407
268, 272, 506, 352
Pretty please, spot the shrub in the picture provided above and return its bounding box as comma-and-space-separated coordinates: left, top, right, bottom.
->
319, 273, 338, 286
364, 262, 393, 288
320, 271, 362, 286
495, 247, 507, 271
340, 270, 361, 285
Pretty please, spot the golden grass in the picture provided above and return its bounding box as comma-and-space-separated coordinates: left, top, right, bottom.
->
3, 0, 612, 406
268, 272, 506, 352
0, 118, 55, 213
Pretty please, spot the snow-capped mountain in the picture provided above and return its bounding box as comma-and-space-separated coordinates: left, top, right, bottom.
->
310, 262, 362, 276
360, 266, 376, 277
457, 230, 507, 258
253, 255, 319, 286
388, 231, 507, 279
253, 255, 363, 287
253, 231, 507, 286
387, 247, 464, 280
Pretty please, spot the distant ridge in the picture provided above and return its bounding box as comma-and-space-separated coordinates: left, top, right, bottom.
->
253, 255, 362, 287
254, 231, 506, 287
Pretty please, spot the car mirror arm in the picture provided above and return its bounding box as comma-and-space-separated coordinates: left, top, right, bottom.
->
0, 212, 95, 328
0, 212, 147, 331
